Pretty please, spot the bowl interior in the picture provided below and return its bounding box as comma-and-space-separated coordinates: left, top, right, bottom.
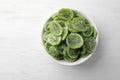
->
41, 9, 98, 66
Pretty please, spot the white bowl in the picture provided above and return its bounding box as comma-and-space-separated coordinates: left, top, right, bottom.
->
41, 9, 98, 66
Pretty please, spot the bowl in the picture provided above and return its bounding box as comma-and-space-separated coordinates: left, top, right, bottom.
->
41, 9, 98, 66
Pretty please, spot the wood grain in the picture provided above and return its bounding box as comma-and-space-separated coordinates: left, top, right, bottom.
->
0, 0, 120, 80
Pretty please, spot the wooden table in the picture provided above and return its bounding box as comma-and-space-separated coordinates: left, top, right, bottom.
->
0, 0, 120, 80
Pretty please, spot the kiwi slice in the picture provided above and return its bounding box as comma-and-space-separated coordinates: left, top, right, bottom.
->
47, 33, 61, 45
66, 33, 84, 49
72, 17, 87, 32
50, 21, 63, 36
58, 8, 74, 20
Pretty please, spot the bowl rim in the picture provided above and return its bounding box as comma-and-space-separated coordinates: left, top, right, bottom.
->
41, 8, 99, 66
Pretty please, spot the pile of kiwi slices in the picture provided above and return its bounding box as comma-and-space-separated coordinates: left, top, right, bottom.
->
42, 8, 97, 62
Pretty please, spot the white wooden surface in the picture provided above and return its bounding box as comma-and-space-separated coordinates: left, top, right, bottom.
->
0, 0, 120, 80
